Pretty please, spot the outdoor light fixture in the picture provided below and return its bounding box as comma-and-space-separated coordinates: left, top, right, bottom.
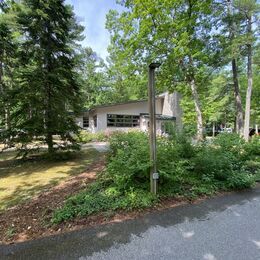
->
148, 62, 161, 194
149, 62, 161, 69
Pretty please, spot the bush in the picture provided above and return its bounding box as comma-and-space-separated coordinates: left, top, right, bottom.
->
107, 131, 151, 190
52, 131, 257, 224
108, 131, 255, 193
76, 131, 108, 143
244, 136, 260, 159
213, 133, 245, 152
194, 146, 242, 180
226, 171, 255, 190
52, 181, 156, 224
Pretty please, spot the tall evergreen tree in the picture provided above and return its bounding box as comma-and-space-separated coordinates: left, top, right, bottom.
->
10, 0, 84, 154
0, 0, 18, 142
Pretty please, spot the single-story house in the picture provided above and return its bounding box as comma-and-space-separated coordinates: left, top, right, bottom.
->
75, 92, 182, 134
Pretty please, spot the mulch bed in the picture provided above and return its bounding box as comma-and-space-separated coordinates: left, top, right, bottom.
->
0, 155, 106, 244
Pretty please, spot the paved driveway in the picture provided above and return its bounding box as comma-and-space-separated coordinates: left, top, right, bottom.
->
1, 187, 260, 260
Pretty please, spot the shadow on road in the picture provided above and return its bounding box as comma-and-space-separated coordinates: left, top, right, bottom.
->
1, 187, 260, 260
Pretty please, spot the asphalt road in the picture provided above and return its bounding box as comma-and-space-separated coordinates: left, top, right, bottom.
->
1, 187, 260, 260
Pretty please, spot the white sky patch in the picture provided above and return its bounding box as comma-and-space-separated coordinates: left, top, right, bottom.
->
65, 0, 124, 60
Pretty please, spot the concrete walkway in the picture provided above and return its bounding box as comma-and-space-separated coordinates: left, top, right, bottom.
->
1, 187, 260, 260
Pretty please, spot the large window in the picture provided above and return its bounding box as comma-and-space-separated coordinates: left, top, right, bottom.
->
107, 114, 140, 127
83, 116, 89, 128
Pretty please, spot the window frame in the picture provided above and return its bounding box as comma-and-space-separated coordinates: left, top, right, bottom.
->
83, 116, 89, 128
107, 114, 140, 128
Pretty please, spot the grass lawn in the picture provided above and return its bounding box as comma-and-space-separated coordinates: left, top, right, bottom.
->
0, 148, 101, 211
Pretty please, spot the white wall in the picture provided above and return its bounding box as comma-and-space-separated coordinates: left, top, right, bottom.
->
91, 99, 163, 133
75, 112, 91, 131
162, 92, 182, 129
75, 117, 83, 128
76, 93, 182, 134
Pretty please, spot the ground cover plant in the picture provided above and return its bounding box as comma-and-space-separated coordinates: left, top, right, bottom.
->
52, 132, 259, 224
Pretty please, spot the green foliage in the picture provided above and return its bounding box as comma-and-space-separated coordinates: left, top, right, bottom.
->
0, 0, 84, 156
5, 226, 16, 239
244, 136, 260, 158
52, 180, 156, 224
192, 133, 256, 190
226, 171, 255, 190
213, 133, 245, 153
108, 132, 256, 193
108, 131, 150, 190
78, 47, 115, 108
76, 130, 108, 143
52, 131, 257, 224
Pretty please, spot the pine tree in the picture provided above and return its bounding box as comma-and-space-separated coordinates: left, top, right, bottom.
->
0, 0, 18, 144
12, 0, 84, 155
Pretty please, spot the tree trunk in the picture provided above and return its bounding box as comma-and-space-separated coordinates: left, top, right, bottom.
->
227, 0, 244, 136
190, 78, 203, 141
46, 82, 54, 154
243, 15, 253, 142
232, 58, 244, 135
5, 107, 10, 130
45, 81, 54, 155
213, 122, 215, 137
46, 132, 54, 154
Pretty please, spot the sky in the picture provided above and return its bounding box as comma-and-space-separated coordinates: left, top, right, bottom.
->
65, 0, 123, 60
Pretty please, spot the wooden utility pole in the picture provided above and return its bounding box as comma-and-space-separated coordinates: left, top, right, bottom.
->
148, 62, 160, 194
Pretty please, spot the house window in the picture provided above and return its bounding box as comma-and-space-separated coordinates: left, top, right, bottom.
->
83, 116, 89, 128
93, 115, 97, 127
107, 114, 140, 127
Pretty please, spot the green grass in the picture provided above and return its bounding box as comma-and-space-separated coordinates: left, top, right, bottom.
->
0, 148, 101, 211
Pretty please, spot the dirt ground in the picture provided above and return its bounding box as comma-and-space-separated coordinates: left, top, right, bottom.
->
0, 154, 106, 244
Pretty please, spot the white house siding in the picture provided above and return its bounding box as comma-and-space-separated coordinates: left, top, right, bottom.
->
75, 117, 83, 128
75, 112, 91, 131
90, 98, 163, 133
75, 92, 182, 134
162, 92, 182, 129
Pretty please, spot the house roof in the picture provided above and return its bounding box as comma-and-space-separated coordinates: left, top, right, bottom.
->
82, 95, 164, 113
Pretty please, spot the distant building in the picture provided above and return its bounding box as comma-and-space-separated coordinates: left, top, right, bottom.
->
75, 92, 182, 134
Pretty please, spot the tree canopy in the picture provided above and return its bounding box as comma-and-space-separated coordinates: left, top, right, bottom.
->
0, 0, 259, 155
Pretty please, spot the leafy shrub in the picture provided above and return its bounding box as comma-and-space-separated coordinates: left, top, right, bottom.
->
52, 131, 257, 224
193, 146, 243, 180
213, 133, 245, 155
193, 133, 251, 180
107, 131, 150, 190
52, 181, 156, 224
225, 171, 255, 190
244, 136, 260, 159
108, 131, 255, 191
76, 131, 108, 143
